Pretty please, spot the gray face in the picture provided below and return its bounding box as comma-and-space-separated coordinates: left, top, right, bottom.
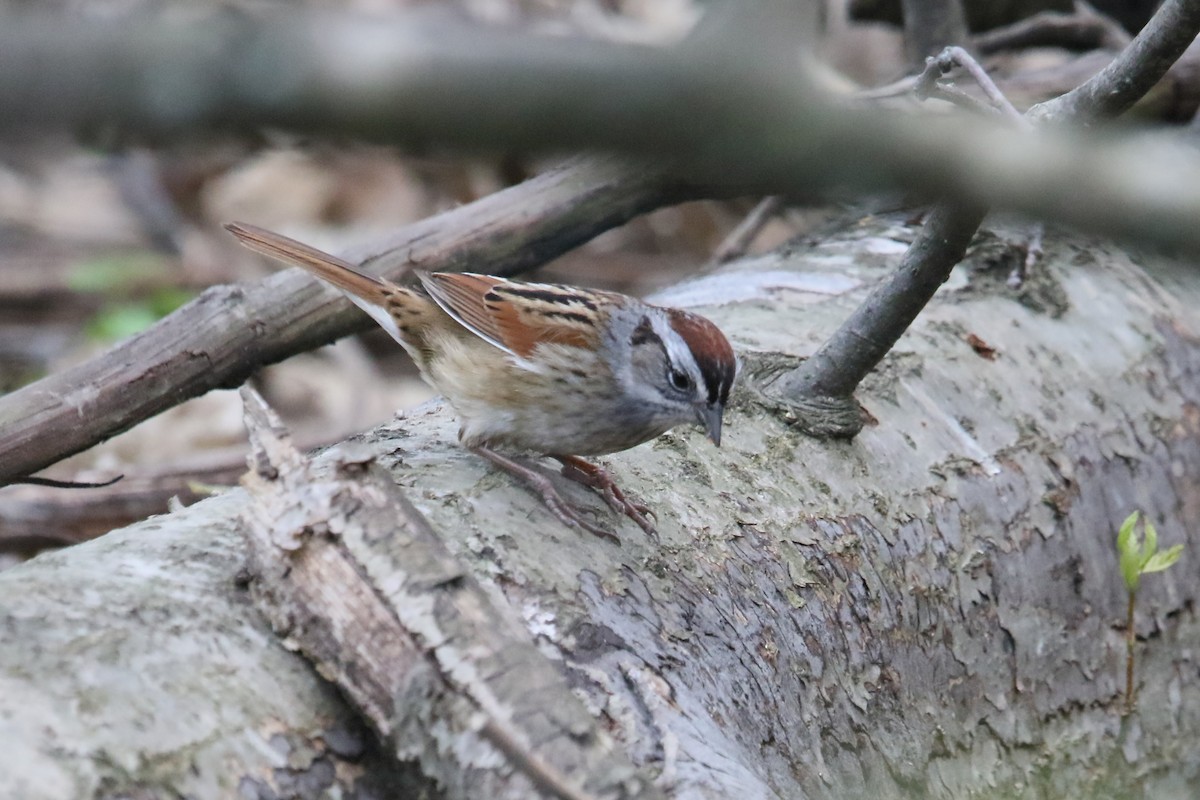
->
628, 328, 705, 422
622, 312, 727, 444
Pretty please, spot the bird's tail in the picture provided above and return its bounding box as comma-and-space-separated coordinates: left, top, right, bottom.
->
224, 222, 392, 303
225, 221, 429, 355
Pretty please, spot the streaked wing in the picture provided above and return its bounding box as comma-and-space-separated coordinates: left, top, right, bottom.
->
418, 272, 608, 358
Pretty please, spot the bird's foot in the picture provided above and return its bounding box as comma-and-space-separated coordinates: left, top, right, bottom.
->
553, 455, 656, 535
470, 446, 618, 542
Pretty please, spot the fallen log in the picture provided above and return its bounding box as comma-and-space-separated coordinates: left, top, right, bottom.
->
2, 215, 1198, 799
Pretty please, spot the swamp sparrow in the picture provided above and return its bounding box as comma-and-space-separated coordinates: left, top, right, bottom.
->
226, 222, 738, 540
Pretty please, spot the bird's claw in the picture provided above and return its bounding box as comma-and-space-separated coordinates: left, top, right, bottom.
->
471, 446, 619, 542
555, 456, 657, 535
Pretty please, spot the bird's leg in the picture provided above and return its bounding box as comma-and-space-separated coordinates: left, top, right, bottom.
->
551, 455, 656, 535
469, 446, 618, 542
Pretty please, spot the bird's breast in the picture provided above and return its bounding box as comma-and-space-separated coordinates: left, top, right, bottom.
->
424, 338, 673, 455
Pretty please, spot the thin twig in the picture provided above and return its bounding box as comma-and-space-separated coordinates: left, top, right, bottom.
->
852, 75, 918, 101
915, 81, 1001, 117
2, 474, 122, 489
917, 46, 1027, 124
1125, 589, 1137, 713
711, 196, 784, 264
1008, 221, 1044, 289
974, 1, 1132, 55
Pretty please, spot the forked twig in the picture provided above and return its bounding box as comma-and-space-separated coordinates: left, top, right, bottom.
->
778, 0, 1200, 435
915, 46, 1027, 124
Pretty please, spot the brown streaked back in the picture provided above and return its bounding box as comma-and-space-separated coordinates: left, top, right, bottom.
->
419, 272, 608, 358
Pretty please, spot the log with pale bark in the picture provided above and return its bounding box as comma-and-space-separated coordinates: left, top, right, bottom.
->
2, 215, 1199, 799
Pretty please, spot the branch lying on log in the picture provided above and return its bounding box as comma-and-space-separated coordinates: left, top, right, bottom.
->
239, 386, 660, 800
0, 156, 686, 485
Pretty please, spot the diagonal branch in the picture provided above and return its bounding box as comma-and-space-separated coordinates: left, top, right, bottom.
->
0, 157, 686, 485
775, 0, 1200, 436
1030, 0, 1200, 121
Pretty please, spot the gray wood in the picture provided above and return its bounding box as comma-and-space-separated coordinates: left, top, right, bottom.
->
240, 386, 660, 800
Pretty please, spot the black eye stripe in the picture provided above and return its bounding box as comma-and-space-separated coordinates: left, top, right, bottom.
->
702, 362, 735, 406
631, 316, 662, 348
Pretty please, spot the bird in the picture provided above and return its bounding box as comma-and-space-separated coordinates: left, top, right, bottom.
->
226, 222, 738, 540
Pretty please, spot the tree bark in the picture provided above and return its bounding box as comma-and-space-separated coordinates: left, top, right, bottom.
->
3, 214, 1199, 799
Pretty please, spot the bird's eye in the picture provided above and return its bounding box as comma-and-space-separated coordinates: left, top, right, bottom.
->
669, 369, 692, 392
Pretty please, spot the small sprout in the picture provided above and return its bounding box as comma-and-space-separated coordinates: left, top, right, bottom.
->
1115, 510, 1185, 713
1117, 511, 1183, 592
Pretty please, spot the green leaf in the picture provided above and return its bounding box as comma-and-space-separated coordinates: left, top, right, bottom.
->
1117, 511, 1139, 555
86, 303, 161, 342
1120, 547, 1142, 591
84, 289, 193, 343
146, 287, 192, 317
67, 253, 168, 294
1142, 544, 1184, 575
1117, 511, 1143, 591
1141, 517, 1159, 567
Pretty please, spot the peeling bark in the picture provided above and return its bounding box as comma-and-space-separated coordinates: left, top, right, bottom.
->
2, 215, 1199, 799
239, 387, 659, 800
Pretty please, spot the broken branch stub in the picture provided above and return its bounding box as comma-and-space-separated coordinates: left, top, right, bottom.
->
237, 386, 661, 800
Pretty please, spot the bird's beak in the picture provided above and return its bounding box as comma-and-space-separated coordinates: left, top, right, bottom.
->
697, 403, 724, 447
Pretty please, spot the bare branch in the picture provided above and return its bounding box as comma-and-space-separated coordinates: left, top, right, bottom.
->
0, 10, 1197, 255
973, 1, 1132, 54
0, 157, 684, 486
916, 46, 1027, 124
771, 201, 989, 435
912, 81, 999, 116
780, 0, 1200, 435
1031, 0, 1200, 121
